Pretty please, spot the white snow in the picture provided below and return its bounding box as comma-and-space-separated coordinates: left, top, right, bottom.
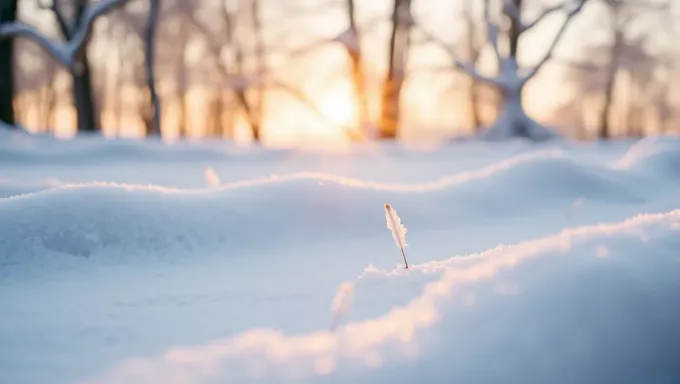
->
1, 132, 680, 384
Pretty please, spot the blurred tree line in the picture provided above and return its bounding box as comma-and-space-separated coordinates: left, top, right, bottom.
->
0, 0, 677, 143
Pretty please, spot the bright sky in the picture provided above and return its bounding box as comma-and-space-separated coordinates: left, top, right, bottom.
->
13, 0, 675, 144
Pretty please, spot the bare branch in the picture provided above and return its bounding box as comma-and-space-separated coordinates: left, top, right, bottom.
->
552, 55, 606, 71
412, 24, 500, 87
522, 0, 587, 84
521, 3, 564, 32
0, 22, 69, 65
189, 5, 358, 141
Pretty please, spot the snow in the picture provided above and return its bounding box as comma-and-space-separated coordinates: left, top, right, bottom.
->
1, 132, 680, 384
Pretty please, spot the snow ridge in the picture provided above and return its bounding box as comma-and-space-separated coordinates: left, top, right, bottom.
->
0, 149, 563, 199
83, 208, 680, 384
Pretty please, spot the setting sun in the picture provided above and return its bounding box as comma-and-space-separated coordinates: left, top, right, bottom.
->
318, 86, 357, 128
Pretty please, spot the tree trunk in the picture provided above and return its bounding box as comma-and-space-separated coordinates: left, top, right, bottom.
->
469, 80, 481, 130
598, 74, 615, 139
69, 1, 99, 133
485, 85, 554, 141
499, 87, 530, 137
0, 0, 17, 127
72, 54, 99, 132
251, 0, 264, 142
346, 0, 369, 140
177, 91, 186, 137
40, 79, 56, 131
349, 48, 369, 139
598, 30, 622, 139
462, 0, 481, 131
379, 0, 411, 139
113, 60, 123, 134
508, 0, 523, 59
214, 90, 226, 137
144, 0, 161, 136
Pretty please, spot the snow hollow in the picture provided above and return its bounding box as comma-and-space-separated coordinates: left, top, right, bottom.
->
1, 132, 680, 383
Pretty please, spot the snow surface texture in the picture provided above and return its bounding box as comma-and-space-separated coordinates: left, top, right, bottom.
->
1, 132, 680, 383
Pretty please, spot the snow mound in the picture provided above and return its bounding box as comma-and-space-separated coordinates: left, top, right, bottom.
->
478, 119, 560, 142
1, 148, 662, 265
84, 209, 680, 384
471, 156, 644, 204
623, 148, 680, 178
613, 135, 680, 170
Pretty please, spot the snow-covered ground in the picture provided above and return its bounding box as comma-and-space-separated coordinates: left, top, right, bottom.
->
1, 130, 680, 384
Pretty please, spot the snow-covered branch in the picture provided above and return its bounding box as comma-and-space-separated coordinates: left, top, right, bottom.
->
0, 22, 69, 65
521, 0, 587, 84
0, 0, 130, 70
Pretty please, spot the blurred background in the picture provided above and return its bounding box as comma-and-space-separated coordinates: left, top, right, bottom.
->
0, 0, 678, 146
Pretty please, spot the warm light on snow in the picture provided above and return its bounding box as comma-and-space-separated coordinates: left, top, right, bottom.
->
330, 281, 355, 330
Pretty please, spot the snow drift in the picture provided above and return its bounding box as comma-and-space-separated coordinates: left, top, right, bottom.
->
2, 145, 676, 266
84, 209, 680, 384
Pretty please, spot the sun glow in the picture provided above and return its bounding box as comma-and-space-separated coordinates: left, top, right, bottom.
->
318, 86, 358, 129
259, 84, 361, 150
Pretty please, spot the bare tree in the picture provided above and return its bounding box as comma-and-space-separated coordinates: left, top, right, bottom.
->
0, 0, 17, 128
167, 13, 189, 137
557, 0, 669, 138
190, 0, 261, 141
414, 0, 587, 140
460, 0, 486, 131
36, 0, 100, 133
0, 0, 132, 133
591, 0, 631, 139
341, 0, 369, 139
379, 0, 412, 139
596, 0, 668, 138
649, 61, 675, 133
144, 0, 160, 136
190, 0, 358, 142
250, 0, 265, 142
